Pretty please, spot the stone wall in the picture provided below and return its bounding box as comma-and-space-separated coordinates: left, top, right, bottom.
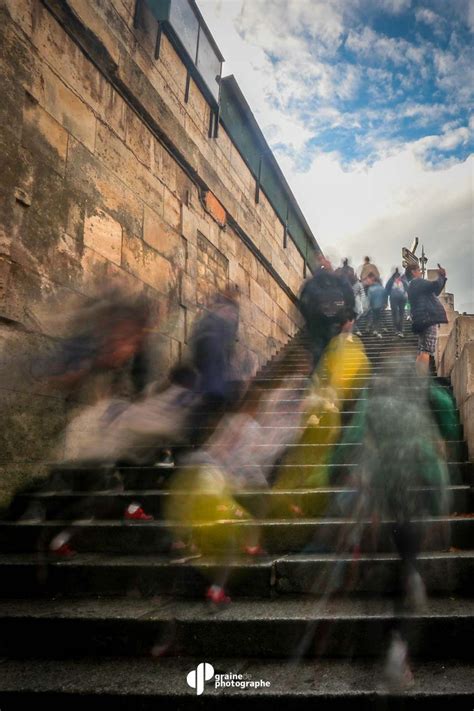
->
0, 0, 309, 498
436, 315, 474, 461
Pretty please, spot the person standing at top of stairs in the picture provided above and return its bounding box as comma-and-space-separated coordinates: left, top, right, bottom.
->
385, 267, 409, 338
299, 256, 356, 371
406, 263, 448, 376
358, 255, 381, 284
365, 274, 387, 339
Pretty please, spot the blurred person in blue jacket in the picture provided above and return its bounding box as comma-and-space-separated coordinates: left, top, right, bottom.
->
366, 274, 387, 339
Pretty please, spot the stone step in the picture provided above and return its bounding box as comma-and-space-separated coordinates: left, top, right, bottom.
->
275, 552, 474, 596
174, 423, 462, 436
268, 351, 420, 362
261, 363, 427, 374
0, 597, 471, 660
273, 346, 420, 356
0, 517, 471, 554
266, 351, 419, 361
0, 552, 472, 598
40, 461, 474, 490
254, 375, 450, 383
0, 657, 472, 709
164, 441, 467, 460
242, 385, 453, 394
11, 485, 473, 520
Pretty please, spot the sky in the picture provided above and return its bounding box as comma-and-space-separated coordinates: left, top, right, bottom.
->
198, 0, 474, 312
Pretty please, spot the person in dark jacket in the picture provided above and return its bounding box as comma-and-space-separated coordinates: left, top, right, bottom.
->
300, 256, 356, 370
188, 288, 241, 442
385, 268, 408, 338
335, 258, 357, 286
406, 263, 447, 374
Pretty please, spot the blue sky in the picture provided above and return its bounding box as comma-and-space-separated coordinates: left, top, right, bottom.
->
199, 0, 473, 311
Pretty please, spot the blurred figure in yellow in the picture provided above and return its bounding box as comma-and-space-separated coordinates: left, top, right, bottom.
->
163, 379, 308, 604
164, 457, 259, 605
272, 332, 370, 520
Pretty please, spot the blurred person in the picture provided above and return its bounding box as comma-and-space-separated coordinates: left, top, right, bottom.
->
208, 380, 306, 491
335, 258, 357, 285
358, 255, 381, 283
366, 274, 387, 338
188, 288, 242, 443
385, 268, 408, 338
406, 263, 448, 375
352, 277, 367, 337
274, 332, 370, 525
42, 367, 197, 556
39, 289, 150, 399
59, 365, 199, 468
299, 256, 355, 370
164, 455, 260, 605
354, 371, 450, 688
36, 291, 154, 554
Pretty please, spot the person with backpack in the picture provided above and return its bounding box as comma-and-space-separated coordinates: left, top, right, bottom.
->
406, 263, 448, 375
299, 256, 356, 370
385, 268, 408, 338
335, 258, 357, 285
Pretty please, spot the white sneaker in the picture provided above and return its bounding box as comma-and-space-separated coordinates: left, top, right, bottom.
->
384, 632, 414, 691
405, 570, 427, 611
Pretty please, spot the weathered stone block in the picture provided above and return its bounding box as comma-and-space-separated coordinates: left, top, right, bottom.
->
159, 34, 187, 97
203, 190, 226, 227
66, 136, 144, 237
439, 315, 474, 378
124, 105, 153, 168
84, 207, 122, 265
122, 231, 172, 293
461, 394, 474, 462
22, 95, 68, 175
68, 0, 122, 64
143, 204, 181, 259
0, 389, 66, 465
451, 342, 474, 407
29, 62, 96, 152
163, 187, 181, 231
161, 148, 177, 194
180, 272, 196, 308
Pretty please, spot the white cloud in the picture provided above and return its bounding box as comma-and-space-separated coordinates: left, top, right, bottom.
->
198, 0, 473, 310
377, 0, 412, 13
433, 45, 474, 104
345, 26, 427, 67
278, 147, 473, 311
415, 7, 443, 30
468, 0, 474, 32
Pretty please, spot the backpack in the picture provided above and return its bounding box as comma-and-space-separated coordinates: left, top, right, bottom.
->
392, 277, 406, 296
301, 272, 346, 320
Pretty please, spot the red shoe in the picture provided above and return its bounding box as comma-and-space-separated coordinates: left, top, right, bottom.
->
205, 585, 231, 605
50, 542, 76, 558
124, 504, 154, 521
243, 545, 265, 556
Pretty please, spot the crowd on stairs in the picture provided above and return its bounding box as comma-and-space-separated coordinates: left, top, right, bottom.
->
1, 248, 468, 701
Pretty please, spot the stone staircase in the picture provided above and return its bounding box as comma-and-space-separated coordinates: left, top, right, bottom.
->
0, 311, 473, 709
